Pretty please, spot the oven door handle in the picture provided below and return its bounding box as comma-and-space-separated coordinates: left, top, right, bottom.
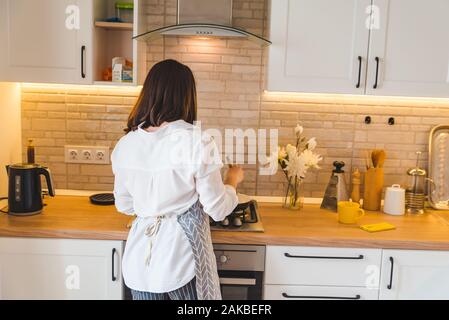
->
219, 277, 257, 286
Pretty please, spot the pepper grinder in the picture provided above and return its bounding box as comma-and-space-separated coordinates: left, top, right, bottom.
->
351, 168, 361, 204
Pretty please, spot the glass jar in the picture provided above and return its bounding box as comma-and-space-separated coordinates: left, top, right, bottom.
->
116, 2, 134, 23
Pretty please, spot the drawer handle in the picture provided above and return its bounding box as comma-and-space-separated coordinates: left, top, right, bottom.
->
373, 56, 380, 89
219, 277, 257, 286
282, 293, 361, 300
284, 253, 364, 260
356, 56, 362, 88
387, 256, 394, 290
112, 248, 117, 282
81, 45, 86, 79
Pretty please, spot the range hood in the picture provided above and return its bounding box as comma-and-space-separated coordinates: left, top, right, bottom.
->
133, 0, 271, 46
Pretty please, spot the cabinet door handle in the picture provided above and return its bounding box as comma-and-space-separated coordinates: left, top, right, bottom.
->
373, 57, 380, 89
282, 293, 361, 300
112, 248, 117, 282
284, 253, 364, 260
387, 256, 394, 290
356, 56, 362, 88
81, 46, 86, 79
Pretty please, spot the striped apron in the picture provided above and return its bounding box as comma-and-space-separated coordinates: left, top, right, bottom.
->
142, 201, 221, 300
177, 201, 222, 300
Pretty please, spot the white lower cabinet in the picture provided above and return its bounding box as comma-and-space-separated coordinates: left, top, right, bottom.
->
266, 246, 382, 287
264, 285, 378, 300
265, 245, 449, 300
0, 237, 124, 300
379, 249, 449, 300
264, 246, 382, 300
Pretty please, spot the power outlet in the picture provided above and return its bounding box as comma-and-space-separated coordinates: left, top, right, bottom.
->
65, 146, 110, 164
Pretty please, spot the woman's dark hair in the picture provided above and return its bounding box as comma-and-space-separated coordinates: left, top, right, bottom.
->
126, 59, 197, 133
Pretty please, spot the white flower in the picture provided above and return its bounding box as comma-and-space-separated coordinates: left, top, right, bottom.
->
285, 144, 297, 159
306, 137, 317, 151
285, 153, 307, 179
277, 127, 322, 182
278, 146, 287, 160
299, 149, 322, 169
295, 124, 304, 136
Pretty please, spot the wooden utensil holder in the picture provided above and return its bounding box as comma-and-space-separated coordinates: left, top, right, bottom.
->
363, 168, 384, 211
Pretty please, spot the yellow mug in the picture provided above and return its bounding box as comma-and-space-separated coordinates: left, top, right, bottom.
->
338, 201, 365, 224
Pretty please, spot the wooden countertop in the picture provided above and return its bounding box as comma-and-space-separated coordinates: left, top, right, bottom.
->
2, 196, 449, 250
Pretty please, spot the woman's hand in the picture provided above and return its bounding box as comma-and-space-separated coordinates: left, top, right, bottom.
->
224, 165, 244, 189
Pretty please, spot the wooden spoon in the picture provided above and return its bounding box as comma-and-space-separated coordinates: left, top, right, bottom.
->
376, 150, 386, 168
371, 150, 380, 168
365, 150, 373, 169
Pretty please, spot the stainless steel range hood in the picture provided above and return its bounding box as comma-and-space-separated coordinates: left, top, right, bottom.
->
133, 0, 271, 46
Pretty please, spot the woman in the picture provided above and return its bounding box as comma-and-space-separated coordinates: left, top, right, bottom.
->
111, 59, 244, 300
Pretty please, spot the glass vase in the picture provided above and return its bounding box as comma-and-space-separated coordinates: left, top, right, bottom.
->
283, 177, 304, 210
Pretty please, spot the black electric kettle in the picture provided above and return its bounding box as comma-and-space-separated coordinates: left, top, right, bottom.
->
5, 164, 55, 216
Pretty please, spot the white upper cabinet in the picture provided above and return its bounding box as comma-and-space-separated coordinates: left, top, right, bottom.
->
267, 0, 371, 94
380, 250, 449, 300
0, 0, 93, 84
366, 0, 449, 97
268, 0, 449, 98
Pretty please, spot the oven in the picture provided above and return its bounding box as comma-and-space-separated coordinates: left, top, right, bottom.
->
214, 244, 265, 300
123, 243, 266, 300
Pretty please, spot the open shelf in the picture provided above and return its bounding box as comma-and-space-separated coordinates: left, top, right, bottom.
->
94, 21, 133, 31
93, 80, 136, 87
92, 0, 147, 86
93, 0, 136, 85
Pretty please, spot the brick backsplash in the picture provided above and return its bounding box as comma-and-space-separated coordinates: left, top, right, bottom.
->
21, 85, 139, 191
20, 0, 449, 198
258, 93, 449, 197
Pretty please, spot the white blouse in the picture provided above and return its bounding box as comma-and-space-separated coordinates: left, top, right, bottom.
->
111, 120, 238, 293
